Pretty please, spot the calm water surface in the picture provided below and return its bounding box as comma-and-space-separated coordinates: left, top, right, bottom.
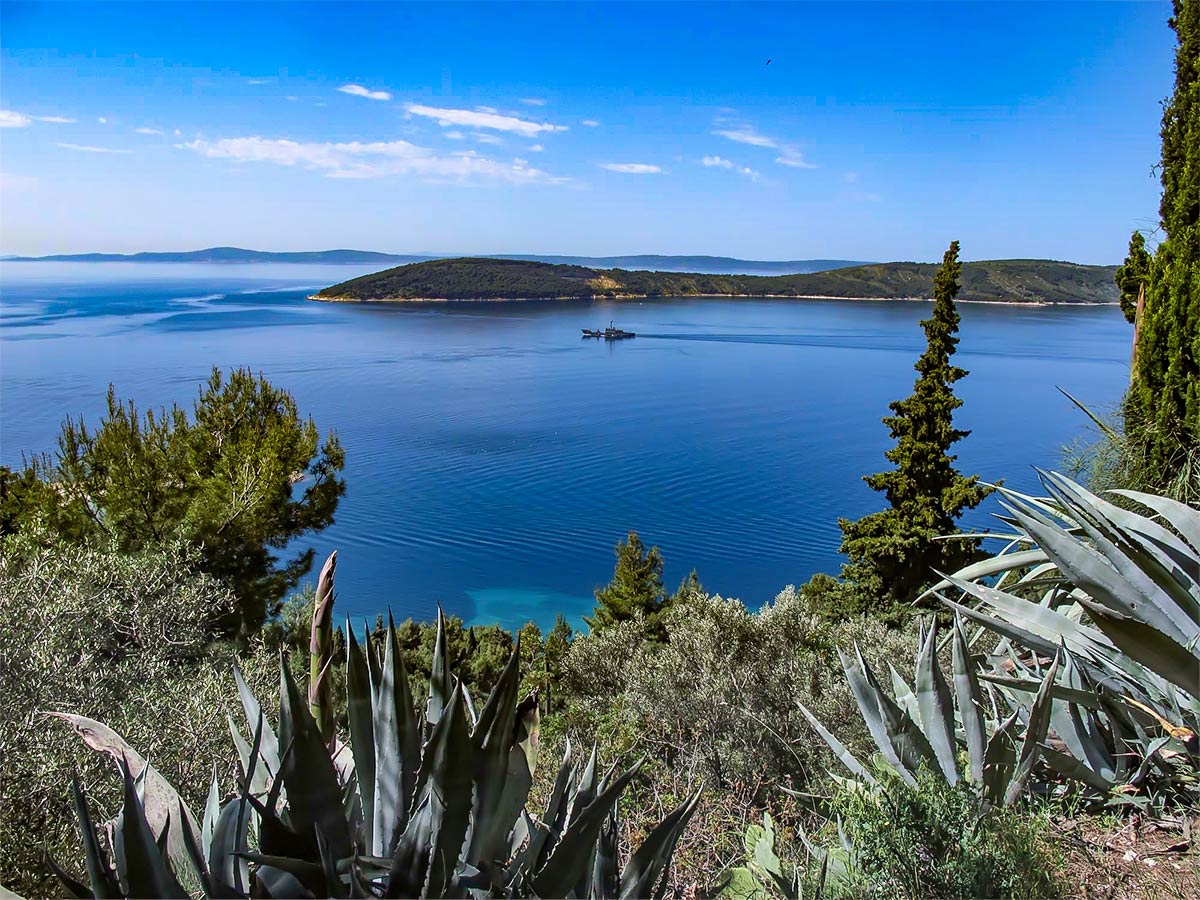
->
0, 262, 1129, 631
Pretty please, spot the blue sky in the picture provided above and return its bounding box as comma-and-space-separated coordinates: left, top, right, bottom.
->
0, 1, 1177, 262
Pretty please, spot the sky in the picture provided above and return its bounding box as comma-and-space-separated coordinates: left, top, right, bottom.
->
0, 1, 1179, 263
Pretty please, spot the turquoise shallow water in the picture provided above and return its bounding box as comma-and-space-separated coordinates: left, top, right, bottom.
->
0, 262, 1130, 632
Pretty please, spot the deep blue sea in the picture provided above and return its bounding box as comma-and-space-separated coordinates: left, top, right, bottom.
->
0, 262, 1130, 632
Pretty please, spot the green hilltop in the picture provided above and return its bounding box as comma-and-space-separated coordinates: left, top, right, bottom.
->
314, 256, 1120, 304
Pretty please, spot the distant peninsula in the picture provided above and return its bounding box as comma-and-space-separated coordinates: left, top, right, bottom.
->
313, 257, 1120, 305
2, 247, 866, 275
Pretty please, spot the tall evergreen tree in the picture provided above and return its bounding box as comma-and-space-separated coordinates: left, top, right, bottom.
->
1126, 0, 1200, 497
1115, 230, 1153, 325
837, 241, 992, 615
587, 531, 667, 634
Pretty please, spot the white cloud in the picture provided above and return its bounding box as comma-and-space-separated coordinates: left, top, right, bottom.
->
714, 126, 776, 148
0, 171, 38, 190
472, 132, 504, 145
775, 150, 816, 169
180, 135, 567, 184
173, 129, 183, 136
405, 103, 567, 137
338, 83, 392, 101
135, 127, 165, 135
580, 119, 600, 127
33, 114, 76, 123
56, 142, 133, 154
246, 77, 274, 85
0, 110, 30, 127
715, 122, 816, 169
444, 130, 465, 140
599, 162, 662, 174
702, 155, 759, 180
528, 144, 544, 152
97, 117, 108, 124
845, 171, 858, 183
519, 97, 547, 106
286, 96, 299, 102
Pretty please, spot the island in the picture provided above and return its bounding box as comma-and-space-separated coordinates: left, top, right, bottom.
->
311, 257, 1120, 305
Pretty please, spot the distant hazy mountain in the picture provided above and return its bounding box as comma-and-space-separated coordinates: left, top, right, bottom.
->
316, 257, 1120, 305
2, 247, 866, 275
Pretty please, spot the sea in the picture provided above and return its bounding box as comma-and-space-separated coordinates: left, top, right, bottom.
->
0, 262, 1130, 632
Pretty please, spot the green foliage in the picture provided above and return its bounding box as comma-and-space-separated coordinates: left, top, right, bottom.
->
318, 257, 1121, 304
837, 242, 992, 617
5, 368, 346, 635
587, 531, 670, 636
0, 531, 278, 899
1126, 0, 1200, 497
1115, 230, 1153, 324
562, 588, 915, 796
56, 588, 701, 899
828, 769, 1063, 899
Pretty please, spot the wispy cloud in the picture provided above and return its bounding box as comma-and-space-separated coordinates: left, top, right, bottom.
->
56, 142, 133, 154
713, 126, 776, 148
97, 117, 108, 124
519, 97, 547, 106
0, 110, 30, 128
775, 150, 816, 169
0, 171, 38, 190
180, 135, 567, 184
246, 77, 275, 85
701, 155, 759, 180
405, 103, 567, 137
135, 127, 165, 136
34, 114, 76, 124
580, 119, 600, 127
599, 162, 662, 174
715, 120, 816, 169
338, 83, 392, 101
471, 132, 504, 145
528, 144, 544, 152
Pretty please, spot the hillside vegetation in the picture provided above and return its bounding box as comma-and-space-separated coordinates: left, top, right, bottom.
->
315, 256, 1120, 304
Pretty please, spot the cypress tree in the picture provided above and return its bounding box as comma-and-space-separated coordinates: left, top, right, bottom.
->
1115, 230, 1152, 325
837, 241, 992, 615
587, 531, 667, 634
1126, 0, 1200, 496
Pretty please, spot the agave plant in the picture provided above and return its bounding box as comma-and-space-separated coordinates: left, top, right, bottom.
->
926, 470, 1199, 801
54, 554, 701, 898
798, 615, 1059, 809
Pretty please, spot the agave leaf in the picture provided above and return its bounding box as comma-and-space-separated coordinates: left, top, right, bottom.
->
1112, 489, 1200, 552
1003, 650, 1061, 806
888, 664, 918, 722
977, 673, 1104, 709
531, 764, 640, 899
345, 622, 376, 852
618, 788, 702, 899
924, 548, 1049, 597
838, 649, 912, 783
517, 741, 574, 879
982, 711, 1019, 808
857, 647, 940, 782
371, 613, 421, 857
50, 713, 201, 884
796, 700, 876, 785
1073, 596, 1200, 695
227, 715, 271, 800
466, 641, 524, 867
233, 661, 281, 775
45, 852, 92, 899
278, 657, 354, 860
951, 615, 987, 783
117, 759, 189, 899
591, 802, 621, 900
916, 620, 959, 784
69, 773, 121, 898
426, 606, 452, 728
255, 865, 318, 899
177, 798, 214, 896
1038, 745, 1116, 792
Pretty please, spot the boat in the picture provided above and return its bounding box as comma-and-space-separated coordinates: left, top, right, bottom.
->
582, 322, 636, 340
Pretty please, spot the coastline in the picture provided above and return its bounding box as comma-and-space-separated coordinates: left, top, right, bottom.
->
309, 292, 1115, 307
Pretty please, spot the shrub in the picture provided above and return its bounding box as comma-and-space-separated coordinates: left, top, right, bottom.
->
830, 769, 1063, 899
0, 531, 277, 898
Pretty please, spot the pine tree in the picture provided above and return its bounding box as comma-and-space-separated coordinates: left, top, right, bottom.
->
1114, 230, 1152, 324
837, 241, 992, 616
1126, 0, 1200, 496
587, 531, 667, 634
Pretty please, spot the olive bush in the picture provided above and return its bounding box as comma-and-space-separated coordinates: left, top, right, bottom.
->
0, 533, 277, 898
